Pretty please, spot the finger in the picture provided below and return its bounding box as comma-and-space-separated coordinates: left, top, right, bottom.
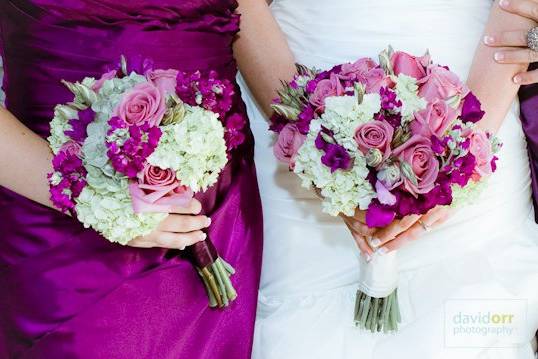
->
341, 215, 376, 237
484, 30, 527, 47
513, 69, 538, 84
159, 214, 211, 233
344, 222, 374, 257
499, 0, 538, 22
371, 214, 421, 247
170, 199, 202, 215
494, 48, 538, 64
158, 231, 207, 250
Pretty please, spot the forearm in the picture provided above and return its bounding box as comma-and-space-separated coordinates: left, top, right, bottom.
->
467, 0, 536, 133
234, 0, 296, 115
0, 107, 56, 209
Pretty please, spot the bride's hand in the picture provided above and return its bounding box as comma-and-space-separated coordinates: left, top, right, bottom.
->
128, 198, 211, 249
370, 206, 452, 253
484, 0, 538, 84
340, 209, 376, 260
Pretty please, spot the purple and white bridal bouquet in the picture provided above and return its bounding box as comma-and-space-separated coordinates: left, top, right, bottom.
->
270, 47, 500, 332
47, 57, 247, 308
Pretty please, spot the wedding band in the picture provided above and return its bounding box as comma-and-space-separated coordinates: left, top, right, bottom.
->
528, 27, 538, 52
418, 219, 431, 232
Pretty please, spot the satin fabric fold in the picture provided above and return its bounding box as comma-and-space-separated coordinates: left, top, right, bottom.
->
0, 1, 263, 358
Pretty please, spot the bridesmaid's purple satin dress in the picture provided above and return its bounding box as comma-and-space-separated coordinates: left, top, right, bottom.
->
0, 1, 263, 358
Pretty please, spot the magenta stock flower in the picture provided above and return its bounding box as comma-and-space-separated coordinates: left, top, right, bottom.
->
106, 117, 162, 178
379, 87, 402, 112
224, 113, 246, 150
461, 92, 485, 123
65, 107, 95, 143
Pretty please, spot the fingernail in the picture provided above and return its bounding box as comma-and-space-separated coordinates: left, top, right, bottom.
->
499, 0, 509, 8
513, 75, 522, 84
364, 253, 372, 262
370, 238, 382, 247
494, 52, 504, 61
200, 232, 207, 240
206, 217, 212, 227
483, 35, 494, 45
378, 247, 388, 255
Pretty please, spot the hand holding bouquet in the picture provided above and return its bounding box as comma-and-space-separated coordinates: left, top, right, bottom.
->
270, 47, 500, 332
47, 57, 247, 308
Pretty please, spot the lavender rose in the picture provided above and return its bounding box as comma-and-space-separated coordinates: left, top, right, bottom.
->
391, 51, 429, 80
418, 65, 468, 102
115, 82, 166, 127
146, 69, 179, 96
273, 124, 306, 169
309, 73, 344, 111
393, 135, 439, 197
469, 130, 494, 178
339, 58, 386, 93
129, 164, 193, 213
354, 120, 394, 164
411, 99, 457, 138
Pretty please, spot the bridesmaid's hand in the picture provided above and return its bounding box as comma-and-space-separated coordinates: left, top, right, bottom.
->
128, 198, 211, 250
341, 209, 376, 260
484, 0, 538, 84
370, 206, 452, 254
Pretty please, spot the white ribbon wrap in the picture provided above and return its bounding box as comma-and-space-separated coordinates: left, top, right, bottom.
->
357, 250, 398, 298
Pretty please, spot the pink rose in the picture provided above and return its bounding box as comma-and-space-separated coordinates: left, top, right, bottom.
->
309, 73, 344, 111
129, 164, 194, 213
469, 131, 494, 178
411, 99, 457, 138
60, 140, 82, 156
393, 135, 439, 197
273, 124, 306, 169
92, 70, 116, 92
391, 51, 430, 80
146, 69, 179, 96
339, 58, 387, 93
354, 120, 394, 163
115, 82, 166, 127
418, 65, 468, 102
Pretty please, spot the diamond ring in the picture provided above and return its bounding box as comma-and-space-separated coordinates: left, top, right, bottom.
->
418, 219, 431, 232
528, 27, 538, 52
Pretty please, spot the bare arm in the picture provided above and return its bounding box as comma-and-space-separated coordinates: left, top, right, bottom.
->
0, 106, 56, 208
467, 0, 536, 133
234, 0, 296, 115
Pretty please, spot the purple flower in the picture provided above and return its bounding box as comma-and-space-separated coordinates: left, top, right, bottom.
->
65, 108, 95, 143
321, 143, 352, 173
269, 113, 288, 133
365, 201, 396, 228
224, 113, 246, 150
379, 87, 402, 112
461, 92, 485, 123
296, 106, 315, 134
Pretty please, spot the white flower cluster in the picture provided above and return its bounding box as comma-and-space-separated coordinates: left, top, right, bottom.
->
294, 111, 377, 217
393, 74, 427, 122
148, 105, 228, 192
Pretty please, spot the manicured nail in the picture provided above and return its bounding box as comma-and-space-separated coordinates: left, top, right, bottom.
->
206, 217, 212, 227
364, 253, 372, 262
378, 247, 388, 255
483, 35, 494, 45
499, 0, 509, 8
494, 52, 504, 61
200, 232, 207, 240
370, 238, 382, 247
513, 75, 522, 84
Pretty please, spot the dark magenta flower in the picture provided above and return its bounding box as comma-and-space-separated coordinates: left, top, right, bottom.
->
461, 92, 485, 123
365, 201, 396, 228
224, 113, 246, 150
65, 108, 95, 143
321, 143, 352, 173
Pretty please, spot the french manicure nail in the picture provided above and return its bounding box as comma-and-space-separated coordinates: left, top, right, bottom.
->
378, 247, 388, 255
483, 36, 494, 45
494, 52, 504, 61
364, 253, 372, 262
200, 233, 207, 240
513, 75, 522, 84
499, 0, 509, 8
206, 217, 212, 226
370, 238, 382, 247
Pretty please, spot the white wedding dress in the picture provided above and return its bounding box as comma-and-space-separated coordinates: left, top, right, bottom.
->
238, 0, 538, 358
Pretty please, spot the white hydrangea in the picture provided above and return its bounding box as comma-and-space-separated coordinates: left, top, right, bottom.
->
393, 74, 427, 121
48, 104, 79, 153
148, 105, 228, 192
322, 93, 381, 151
75, 167, 166, 245
293, 119, 376, 216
